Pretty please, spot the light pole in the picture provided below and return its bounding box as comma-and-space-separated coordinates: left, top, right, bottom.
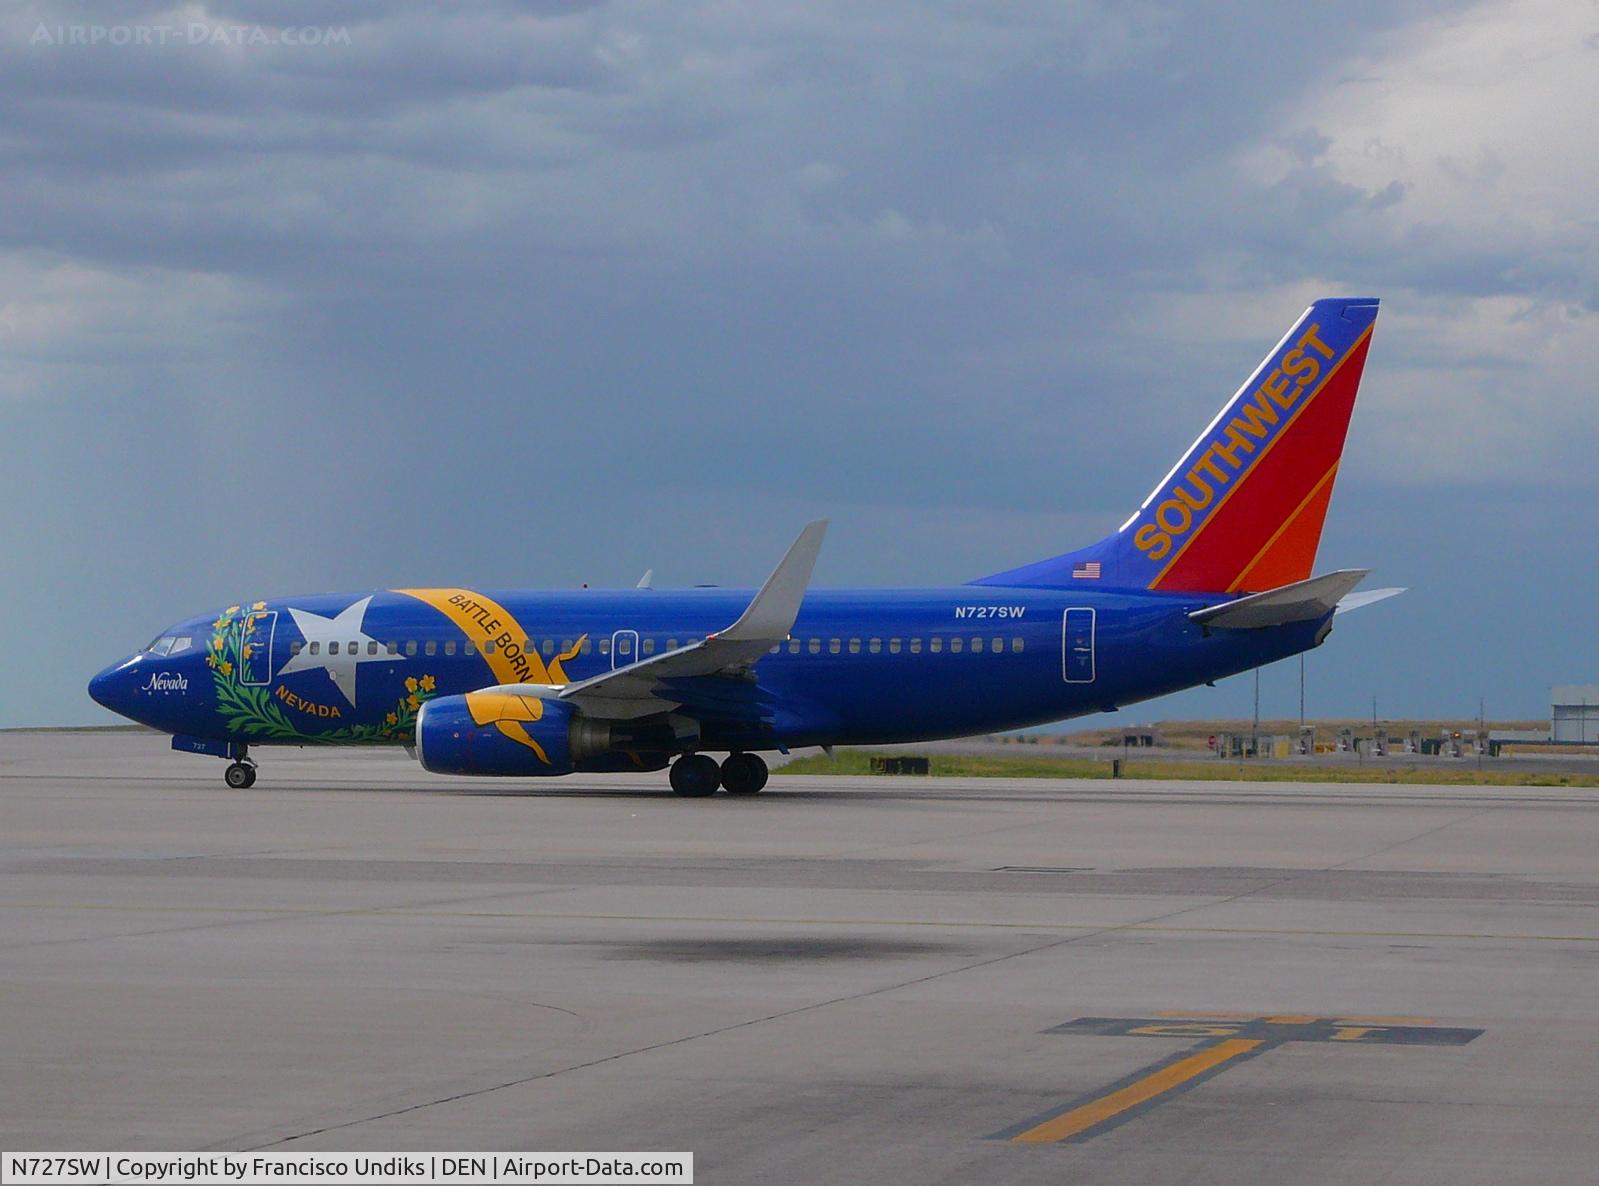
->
1252, 667, 1261, 757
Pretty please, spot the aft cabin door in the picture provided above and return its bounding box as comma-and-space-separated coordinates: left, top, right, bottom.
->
1062, 608, 1095, 683
610, 629, 640, 670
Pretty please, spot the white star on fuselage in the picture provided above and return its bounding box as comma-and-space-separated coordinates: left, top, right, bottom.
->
276, 596, 390, 708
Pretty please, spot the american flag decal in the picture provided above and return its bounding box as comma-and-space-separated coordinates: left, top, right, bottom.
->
1072, 561, 1101, 580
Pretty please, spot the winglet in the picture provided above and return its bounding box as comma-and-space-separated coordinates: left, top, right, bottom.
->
717, 520, 828, 642
636, 569, 654, 590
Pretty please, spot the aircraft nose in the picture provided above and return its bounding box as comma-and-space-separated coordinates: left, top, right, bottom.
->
88, 655, 139, 713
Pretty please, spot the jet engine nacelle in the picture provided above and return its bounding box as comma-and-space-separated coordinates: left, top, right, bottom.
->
416, 687, 583, 776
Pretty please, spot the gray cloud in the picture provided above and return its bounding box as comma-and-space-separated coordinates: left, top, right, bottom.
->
3, 0, 1593, 727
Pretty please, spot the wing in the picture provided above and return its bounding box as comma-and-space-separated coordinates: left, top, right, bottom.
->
556, 520, 827, 720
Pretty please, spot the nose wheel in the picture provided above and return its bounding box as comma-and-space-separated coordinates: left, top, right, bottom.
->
224, 759, 257, 789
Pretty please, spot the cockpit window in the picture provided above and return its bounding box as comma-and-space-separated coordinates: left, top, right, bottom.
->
146, 636, 176, 656
170, 636, 193, 654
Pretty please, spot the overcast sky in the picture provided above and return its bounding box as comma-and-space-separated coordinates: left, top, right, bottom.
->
3, 0, 1596, 728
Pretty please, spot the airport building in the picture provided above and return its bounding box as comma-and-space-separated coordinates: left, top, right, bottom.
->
1552, 685, 1599, 744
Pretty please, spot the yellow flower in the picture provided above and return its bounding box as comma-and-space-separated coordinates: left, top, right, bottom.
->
242, 644, 253, 658
206, 654, 218, 669
404, 676, 418, 693
225, 605, 240, 615
220, 660, 233, 677
212, 638, 224, 652
385, 712, 398, 726
419, 674, 436, 692
213, 617, 227, 630
406, 694, 419, 709
251, 600, 266, 611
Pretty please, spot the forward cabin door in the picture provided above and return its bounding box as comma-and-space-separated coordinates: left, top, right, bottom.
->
1062, 608, 1095, 683
239, 611, 278, 687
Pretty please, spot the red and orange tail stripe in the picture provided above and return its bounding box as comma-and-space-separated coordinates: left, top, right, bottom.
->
1150, 326, 1374, 593
969, 298, 1378, 595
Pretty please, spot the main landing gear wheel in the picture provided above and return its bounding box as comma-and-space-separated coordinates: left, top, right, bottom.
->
720, 752, 768, 795
670, 754, 721, 797
224, 761, 256, 789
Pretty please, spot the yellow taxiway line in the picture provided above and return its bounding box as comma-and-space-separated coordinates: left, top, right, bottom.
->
1012, 1037, 1265, 1143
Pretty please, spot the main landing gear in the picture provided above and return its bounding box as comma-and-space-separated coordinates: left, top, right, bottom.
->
224, 747, 257, 789
669, 752, 768, 797
720, 752, 769, 795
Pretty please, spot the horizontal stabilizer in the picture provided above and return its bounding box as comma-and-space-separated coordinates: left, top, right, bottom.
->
1188, 569, 1369, 630
1334, 586, 1405, 614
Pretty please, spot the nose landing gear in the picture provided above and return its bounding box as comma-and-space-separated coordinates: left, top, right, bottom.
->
224, 747, 257, 789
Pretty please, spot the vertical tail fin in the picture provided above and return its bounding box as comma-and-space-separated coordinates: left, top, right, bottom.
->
974, 297, 1379, 594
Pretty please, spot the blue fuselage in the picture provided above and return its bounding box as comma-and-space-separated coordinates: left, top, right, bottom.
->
90, 585, 1325, 752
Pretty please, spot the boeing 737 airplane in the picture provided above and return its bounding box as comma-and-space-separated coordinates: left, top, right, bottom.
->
90, 297, 1399, 795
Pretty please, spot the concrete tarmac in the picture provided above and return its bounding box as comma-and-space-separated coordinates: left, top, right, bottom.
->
4, 731, 1599, 1184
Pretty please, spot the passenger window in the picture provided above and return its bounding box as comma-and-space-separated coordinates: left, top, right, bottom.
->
387, 641, 398, 655
329, 641, 340, 656
580, 639, 592, 655
930, 638, 942, 653
808, 639, 821, 654
829, 639, 841, 654
1012, 637, 1024, 653
949, 638, 962, 654
543, 639, 554, 656
667, 638, 679, 651
464, 641, 476, 656
889, 639, 901, 654
599, 638, 611, 655
291, 641, 303, 656
848, 639, 861, 654
770, 644, 781, 655
368, 641, 379, 656
617, 637, 631, 655
444, 640, 456, 656
643, 639, 655, 655
992, 637, 1004, 654
404, 640, 417, 656
788, 639, 800, 654
310, 642, 321, 656
909, 638, 921, 654
869, 638, 881, 654
969, 636, 981, 653
425, 640, 437, 656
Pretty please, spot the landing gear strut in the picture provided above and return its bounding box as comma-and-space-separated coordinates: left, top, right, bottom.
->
669, 753, 721, 797
224, 747, 257, 789
720, 752, 768, 795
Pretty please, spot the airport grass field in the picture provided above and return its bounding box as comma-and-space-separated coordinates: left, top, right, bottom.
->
776, 748, 1599, 787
